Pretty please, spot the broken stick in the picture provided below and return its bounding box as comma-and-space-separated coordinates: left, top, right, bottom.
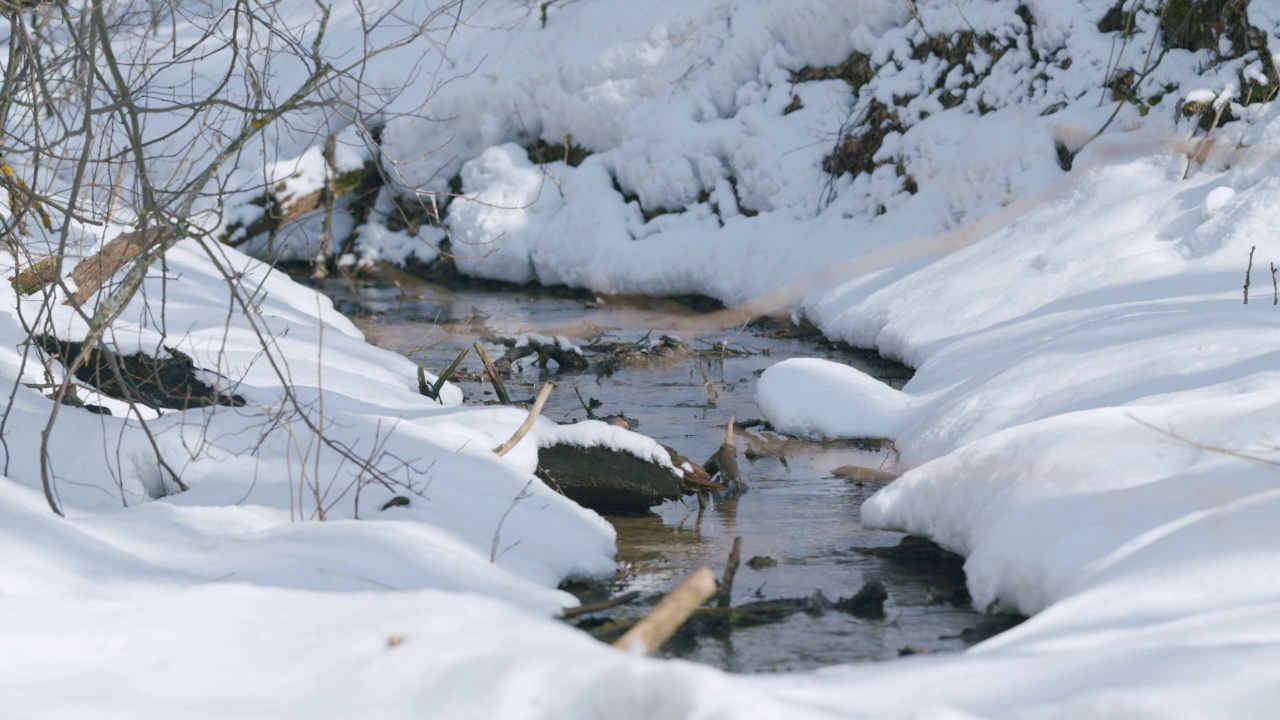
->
705, 415, 745, 494
431, 348, 469, 399
494, 382, 554, 456
473, 342, 510, 404
417, 348, 469, 401
612, 566, 717, 655
716, 536, 742, 608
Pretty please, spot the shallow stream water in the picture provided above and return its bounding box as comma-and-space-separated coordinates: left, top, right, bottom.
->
309, 268, 1008, 673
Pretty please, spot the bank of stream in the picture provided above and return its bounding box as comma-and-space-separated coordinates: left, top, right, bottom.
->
305, 267, 1022, 673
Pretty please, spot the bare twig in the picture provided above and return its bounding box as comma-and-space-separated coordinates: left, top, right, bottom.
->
1130, 413, 1280, 469
491, 478, 535, 562
1244, 245, 1255, 304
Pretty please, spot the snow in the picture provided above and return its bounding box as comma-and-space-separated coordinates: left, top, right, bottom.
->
756, 358, 916, 439
4, 0, 1280, 717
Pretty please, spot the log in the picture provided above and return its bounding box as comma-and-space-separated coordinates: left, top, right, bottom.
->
10, 256, 58, 295
11, 226, 167, 306
612, 567, 717, 655
70, 227, 167, 306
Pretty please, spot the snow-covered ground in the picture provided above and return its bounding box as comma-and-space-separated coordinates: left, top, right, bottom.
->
3, 0, 1280, 717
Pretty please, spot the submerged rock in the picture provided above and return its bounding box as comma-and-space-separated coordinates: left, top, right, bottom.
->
833, 580, 888, 619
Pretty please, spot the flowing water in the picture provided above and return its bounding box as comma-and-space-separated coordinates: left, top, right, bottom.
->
308, 268, 1012, 673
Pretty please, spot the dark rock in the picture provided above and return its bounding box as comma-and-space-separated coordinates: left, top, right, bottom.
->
946, 612, 1027, 644
852, 535, 964, 565
380, 496, 410, 511
537, 443, 681, 513
833, 579, 888, 619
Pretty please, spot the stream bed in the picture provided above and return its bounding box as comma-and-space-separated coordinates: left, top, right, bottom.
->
307, 267, 1019, 673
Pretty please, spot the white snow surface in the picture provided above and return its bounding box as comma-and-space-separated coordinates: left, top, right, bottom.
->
6, 0, 1280, 717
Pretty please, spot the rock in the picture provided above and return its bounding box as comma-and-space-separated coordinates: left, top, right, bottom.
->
851, 535, 964, 565
833, 579, 888, 619
537, 444, 682, 513
380, 496, 410, 511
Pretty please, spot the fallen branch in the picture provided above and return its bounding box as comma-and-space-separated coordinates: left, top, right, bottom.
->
10, 256, 58, 295
612, 566, 717, 655
716, 536, 742, 608
473, 342, 510, 404
494, 382, 554, 456
430, 348, 468, 399
562, 590, 641, 619
417, 348, 468, 401
12, 226, 166, 305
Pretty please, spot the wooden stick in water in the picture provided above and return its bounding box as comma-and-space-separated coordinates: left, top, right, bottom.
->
716, 536, 742, 608
430, 348, 469, 399
473, 342, 510, 404
612, 566, 717, 655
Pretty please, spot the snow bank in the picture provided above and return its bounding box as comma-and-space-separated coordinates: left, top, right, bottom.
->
8, 0, 1280, 716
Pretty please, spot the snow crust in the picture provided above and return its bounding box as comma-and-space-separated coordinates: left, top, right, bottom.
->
5, 0, 1280, 717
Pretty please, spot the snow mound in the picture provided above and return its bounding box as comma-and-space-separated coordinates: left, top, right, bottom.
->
756, 358, 915, 439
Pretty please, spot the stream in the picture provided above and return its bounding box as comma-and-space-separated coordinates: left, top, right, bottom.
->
306, 267, 1017, 673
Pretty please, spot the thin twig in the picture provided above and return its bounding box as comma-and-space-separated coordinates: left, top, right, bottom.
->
1244, 245, 1255, 304
1130, 413, 1280, 469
